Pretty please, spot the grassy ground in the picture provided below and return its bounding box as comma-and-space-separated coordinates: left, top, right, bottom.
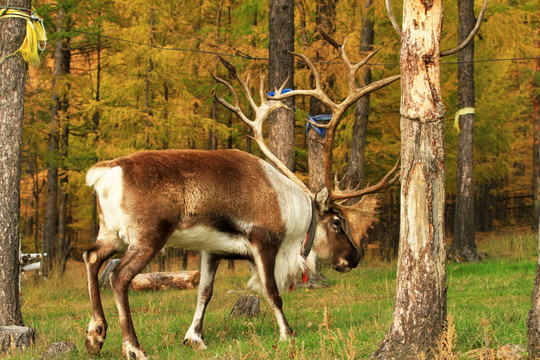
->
4, 229, 538, 359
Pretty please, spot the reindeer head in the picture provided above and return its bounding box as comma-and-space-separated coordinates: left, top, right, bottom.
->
212, 29, 400, 269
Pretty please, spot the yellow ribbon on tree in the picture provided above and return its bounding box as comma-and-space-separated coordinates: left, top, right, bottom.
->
0, 8, 47, 66
454, 107, 475, 134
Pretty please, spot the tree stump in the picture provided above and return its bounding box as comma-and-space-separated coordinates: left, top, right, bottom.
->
131, 270, 200, 291
40, 342, 77, 360
230, 294, 260, 317
0, 326, 35, 353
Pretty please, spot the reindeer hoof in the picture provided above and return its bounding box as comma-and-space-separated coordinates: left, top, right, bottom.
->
183, 335, 207, 350
123, 343, 148, 360
85, 319, 107, 355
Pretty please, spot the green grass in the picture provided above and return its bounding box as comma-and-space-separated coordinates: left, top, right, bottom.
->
4, 229, 538, 359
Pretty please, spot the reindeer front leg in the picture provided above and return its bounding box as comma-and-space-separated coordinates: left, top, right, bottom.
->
184, 251, 221, 349
251, 230, 293, 341
110, 242, 163, 360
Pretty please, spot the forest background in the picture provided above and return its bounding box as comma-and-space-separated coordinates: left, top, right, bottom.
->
18, 0, 539, 268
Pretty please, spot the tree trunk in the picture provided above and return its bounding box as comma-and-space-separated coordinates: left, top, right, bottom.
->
57, 125, 70, 274
372, 0, 447, 358
532, 38, 540, 231
268, 0, 295, 171
91, 34, 102, 244
529, 223, 540, 358
344, 0, 374, 190
308, 0, 336, 193
0, 0, 30, 327
528, 36, 540, 359
57, 26, 71, 274
448, 0, 479, 262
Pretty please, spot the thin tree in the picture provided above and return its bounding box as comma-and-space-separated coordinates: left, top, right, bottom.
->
307, 0, 336, 193
57, 6, 72, 274
527, 34, 540, 358
268, 0, 295, 170
43, 2, 71, 276
448, 0, 480, 262
343, 0, 374, 189
0, 0, 30, 326
532, 36, 540, 231
529, 222, 540, 358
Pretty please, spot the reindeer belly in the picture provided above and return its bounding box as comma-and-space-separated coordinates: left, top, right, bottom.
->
166, 226, 252, 256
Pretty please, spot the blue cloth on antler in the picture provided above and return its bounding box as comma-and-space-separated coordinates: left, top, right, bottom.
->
306, 114, 332, 138
267, 88, 293, 97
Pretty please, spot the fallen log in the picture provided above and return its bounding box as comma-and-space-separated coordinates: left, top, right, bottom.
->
131, 270, 200, 291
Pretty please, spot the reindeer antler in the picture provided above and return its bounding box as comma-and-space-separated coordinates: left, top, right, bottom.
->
333, 156, 401, 201
269, 30, 400, 202
212, 57, 311, 195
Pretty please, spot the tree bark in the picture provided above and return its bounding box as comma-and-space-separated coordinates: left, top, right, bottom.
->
373, 0, 447, 358
268, 0, 295, 171
0, 0, 30, 327
448, 0, 479, 262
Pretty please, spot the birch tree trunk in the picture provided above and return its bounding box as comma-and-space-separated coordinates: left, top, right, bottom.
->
0, 0, 30, 326
372, 0, 447, 358
268, 0, 295, 171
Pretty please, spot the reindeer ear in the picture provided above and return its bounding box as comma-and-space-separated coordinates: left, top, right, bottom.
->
335, 196, 379, 248
315, 187, 330, 213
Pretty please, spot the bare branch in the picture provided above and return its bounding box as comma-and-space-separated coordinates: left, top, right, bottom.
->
318, 27, 342, 49
440, 0, 488, 57
385, 0, 402, 37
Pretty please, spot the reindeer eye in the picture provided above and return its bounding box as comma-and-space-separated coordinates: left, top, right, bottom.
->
333, 217, 341, 229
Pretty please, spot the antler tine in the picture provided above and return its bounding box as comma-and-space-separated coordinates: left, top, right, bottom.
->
218, 56, 259, 113
268, 52, 336, 110
211, 74, 252, 125
352, 48, 381, 73
331, 156, 401, 201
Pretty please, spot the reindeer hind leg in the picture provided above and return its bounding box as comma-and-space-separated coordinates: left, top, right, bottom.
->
184, 251, 221, 349
83, 230, 119, 355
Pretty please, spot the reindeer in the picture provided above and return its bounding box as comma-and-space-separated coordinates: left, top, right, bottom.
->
83, 31, 400, 360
